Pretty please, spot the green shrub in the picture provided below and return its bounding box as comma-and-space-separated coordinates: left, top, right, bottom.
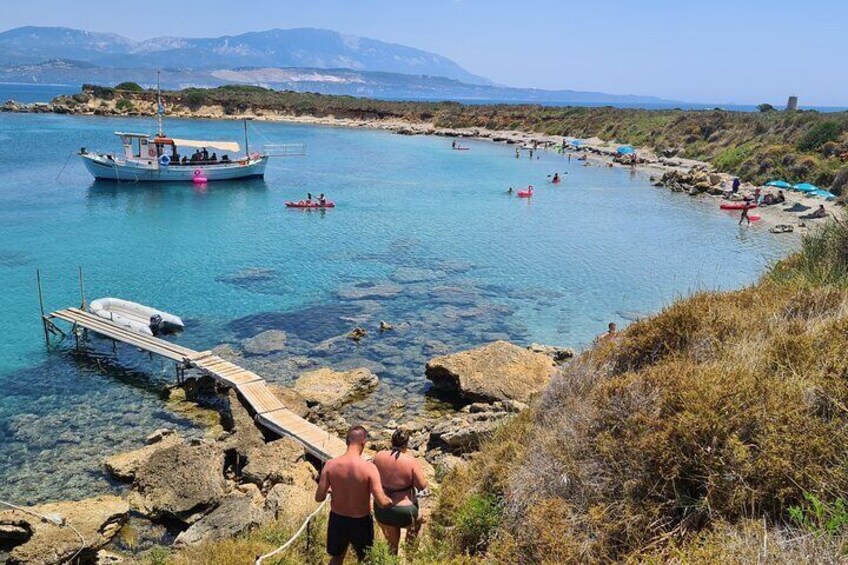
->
453, 493, 502, 555
789, 493, 848, 535
115, 99, 135, 112
115, 81, 143, 92
798, 121, 844, 151
364, 539, 402, 565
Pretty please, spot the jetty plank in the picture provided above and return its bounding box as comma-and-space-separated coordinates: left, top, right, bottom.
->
47, 307, 343, 461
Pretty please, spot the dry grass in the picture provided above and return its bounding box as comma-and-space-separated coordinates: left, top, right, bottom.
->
484, 217, 848, 563
132, 220, 848, 564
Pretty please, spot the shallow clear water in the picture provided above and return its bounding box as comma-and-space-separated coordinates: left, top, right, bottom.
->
0, 110, 794, 504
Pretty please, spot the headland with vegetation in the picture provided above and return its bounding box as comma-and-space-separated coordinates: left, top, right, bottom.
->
5, 83, 848, 196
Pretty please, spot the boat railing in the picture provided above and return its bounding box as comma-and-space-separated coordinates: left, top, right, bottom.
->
263, 143, 306, 157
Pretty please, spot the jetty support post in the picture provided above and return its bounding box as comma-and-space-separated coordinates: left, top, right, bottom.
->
37, 269, 49, 346
78, 266, 87, 310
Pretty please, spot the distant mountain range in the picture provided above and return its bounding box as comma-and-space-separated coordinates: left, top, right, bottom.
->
0, 26, 489, 85
0, 26, 680, 107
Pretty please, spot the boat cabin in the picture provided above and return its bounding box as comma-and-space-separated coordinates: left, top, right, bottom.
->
114, 132, 241, 167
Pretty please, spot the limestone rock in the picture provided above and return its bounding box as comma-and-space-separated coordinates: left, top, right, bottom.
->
264, 483, 316, 520
242, 330, 288, 355
293, 367, 379, 411
242, 437, 315, 491
527, 343, 575, 364
104, 432, 182, 481
174, 491, 268, 547
429, 414, 505, 453
266, 384, 310, 418
220, 389, 265, 457
129, 442, 226, 523
94, 549, 125, 564
425, 341, 556, 403
0, 495, 128, 565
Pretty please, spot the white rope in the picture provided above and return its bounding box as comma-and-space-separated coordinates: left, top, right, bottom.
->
255, 497, 329, 565
0, 499, 87, 563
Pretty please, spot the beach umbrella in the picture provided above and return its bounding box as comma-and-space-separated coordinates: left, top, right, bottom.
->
616, 145, 636, 155
794, 183, 820, 193
810, 189, 836, 200
765, 180, 791, 189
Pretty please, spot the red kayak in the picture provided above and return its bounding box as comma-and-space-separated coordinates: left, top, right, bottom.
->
720, 202, 757, 210
285, 201, 335, 209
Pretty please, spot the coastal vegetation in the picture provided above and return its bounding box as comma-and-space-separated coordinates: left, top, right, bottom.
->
73, 84, 848, 194
137, 217, 848, 564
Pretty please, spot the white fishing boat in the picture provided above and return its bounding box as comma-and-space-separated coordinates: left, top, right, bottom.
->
89, 297, 184, 336
80, 132, 268, 182
79, 72, 279, 182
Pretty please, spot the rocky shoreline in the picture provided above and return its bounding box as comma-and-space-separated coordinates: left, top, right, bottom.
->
3, 92, 838, 235
0, 338, 572, 564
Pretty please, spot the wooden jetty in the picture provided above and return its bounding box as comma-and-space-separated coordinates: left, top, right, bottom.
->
46, 306, 347, 461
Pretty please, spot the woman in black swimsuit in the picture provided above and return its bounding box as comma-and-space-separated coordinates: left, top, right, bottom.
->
372, 430, 428, 554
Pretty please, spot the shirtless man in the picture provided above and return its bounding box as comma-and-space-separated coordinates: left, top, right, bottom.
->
316, 426, 392, 564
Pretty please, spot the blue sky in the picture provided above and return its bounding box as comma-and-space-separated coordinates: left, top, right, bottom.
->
3, 0, 844, 106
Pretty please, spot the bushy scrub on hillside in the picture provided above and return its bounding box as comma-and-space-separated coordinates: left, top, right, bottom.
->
481, 217, 848, 563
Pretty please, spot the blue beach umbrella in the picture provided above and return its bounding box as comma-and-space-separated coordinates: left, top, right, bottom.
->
810, 189, 836, 200
794, 183, 820, 193
765, 180, 791, 189
617, 145, 636, 155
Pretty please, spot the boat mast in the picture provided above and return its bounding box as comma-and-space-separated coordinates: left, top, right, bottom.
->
156, 70, 164, 137
243, 118, 250, 157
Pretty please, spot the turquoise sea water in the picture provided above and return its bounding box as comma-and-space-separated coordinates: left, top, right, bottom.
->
0, 109, 794, 504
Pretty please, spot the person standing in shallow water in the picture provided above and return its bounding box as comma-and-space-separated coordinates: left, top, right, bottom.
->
373, 430, 429, 555
315, 426, 392, 564
739, 201, 752, 225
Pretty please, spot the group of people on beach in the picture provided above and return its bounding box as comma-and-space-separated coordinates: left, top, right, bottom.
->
730, 178, 827, 225
316, 426, 427, 563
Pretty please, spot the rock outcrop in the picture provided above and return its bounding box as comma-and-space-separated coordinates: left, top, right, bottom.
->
242, 330, 287, 355
527, 343, 575, 364
266, 384, 310, 418
220, 389, 265, 458
428, 401, 521, 454
104, 430, 181, 481
129, 441, 226, 523
425, 341, 556, 404
173, 491, 267, 547
242, 437, 316, 492
0, 496, 128, 565
293, 367, 379, 411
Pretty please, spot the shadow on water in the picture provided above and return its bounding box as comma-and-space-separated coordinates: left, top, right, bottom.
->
85, 177, 269, 200
228, 302, 365, 342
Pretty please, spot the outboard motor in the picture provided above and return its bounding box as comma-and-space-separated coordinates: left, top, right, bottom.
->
149, 314, 163, 335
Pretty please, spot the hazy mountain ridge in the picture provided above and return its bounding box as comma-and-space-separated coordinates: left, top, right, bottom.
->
0, 26, 490, 84
1, 60, 675, 105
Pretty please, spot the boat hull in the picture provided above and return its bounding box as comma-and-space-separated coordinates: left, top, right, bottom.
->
81, 153, 268, 182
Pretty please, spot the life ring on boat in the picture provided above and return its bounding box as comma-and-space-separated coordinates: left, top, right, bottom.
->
148, 148, 156, 158
193, 169, 203, 177
159, 154, 171, 167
